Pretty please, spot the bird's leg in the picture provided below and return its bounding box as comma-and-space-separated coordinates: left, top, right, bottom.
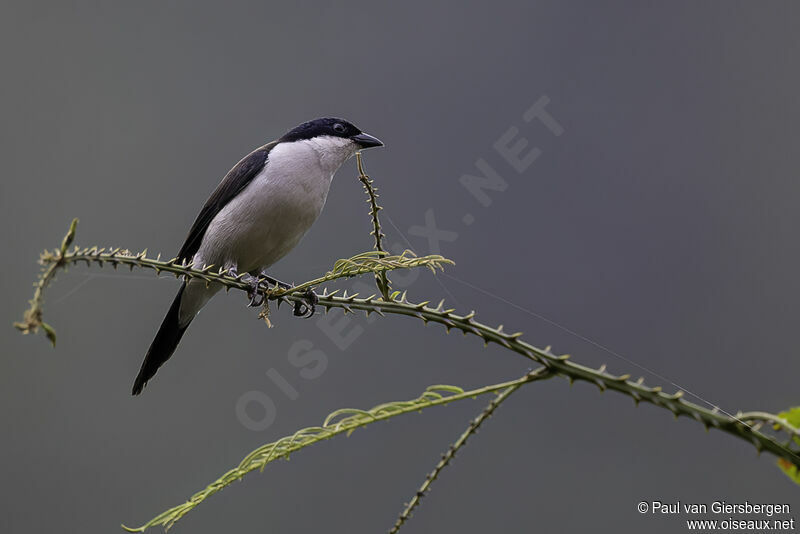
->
259, 274, 293, 291
257, 271, 318, 318
224, 263, 265, 308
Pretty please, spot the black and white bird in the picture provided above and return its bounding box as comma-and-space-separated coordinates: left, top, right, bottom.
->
131, 118, 383, 395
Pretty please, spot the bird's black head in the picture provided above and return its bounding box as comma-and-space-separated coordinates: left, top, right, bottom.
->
279, 117, 383, 148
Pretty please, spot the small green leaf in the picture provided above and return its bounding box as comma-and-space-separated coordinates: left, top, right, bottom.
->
60, 218, 78, 254
41, 322, 57, 347
777, 458, 800, 485
778, 407, 800, 425
776, 407, 800, 447
775, 407, 800, 485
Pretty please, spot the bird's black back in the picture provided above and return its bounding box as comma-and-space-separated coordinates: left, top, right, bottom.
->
176, 141, 277, 264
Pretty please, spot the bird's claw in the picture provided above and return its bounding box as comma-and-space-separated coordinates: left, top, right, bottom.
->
257, 271, 316, 317
293, 289, 318, 318
240, 274, 265, 307
241, 271, 316, 317
248, 289, 264, 308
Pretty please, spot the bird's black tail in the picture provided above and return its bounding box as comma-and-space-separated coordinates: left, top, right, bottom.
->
132, 283, 191, 395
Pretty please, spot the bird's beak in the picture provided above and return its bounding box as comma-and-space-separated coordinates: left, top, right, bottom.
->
351, 132, 384, 149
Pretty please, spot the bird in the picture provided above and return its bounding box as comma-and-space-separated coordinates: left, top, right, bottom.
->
131, 117, 384, 395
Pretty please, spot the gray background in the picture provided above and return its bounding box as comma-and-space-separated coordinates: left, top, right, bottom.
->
2, 1, 799, 532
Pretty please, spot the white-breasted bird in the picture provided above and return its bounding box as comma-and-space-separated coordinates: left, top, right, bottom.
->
131, 117, 383, 395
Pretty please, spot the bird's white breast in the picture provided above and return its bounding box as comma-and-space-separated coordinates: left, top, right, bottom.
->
194, 136, 357, 274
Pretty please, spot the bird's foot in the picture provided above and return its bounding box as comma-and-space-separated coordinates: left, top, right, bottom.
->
239, 273, 266, 307
292, 289, 318, 318
255, 271, 318, 318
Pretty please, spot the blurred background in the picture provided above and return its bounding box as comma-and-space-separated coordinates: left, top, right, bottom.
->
2, 2, 799, 532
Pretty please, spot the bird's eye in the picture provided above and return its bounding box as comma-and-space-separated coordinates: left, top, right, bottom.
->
333, 123, 346, 134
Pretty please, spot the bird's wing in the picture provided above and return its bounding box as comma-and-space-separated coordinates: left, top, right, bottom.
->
177, 141, 279, 264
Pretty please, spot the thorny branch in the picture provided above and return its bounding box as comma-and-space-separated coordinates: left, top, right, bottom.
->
14, 221, 800, 483
388, 367, 551, 534
13, 158, 800, 531
121, 370, 552, 532
357, 152, 392, 300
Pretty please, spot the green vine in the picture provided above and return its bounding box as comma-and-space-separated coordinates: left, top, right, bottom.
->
14, 220, 800, 531
121, 369, 551, 532
13, 235, 450, 346
13, 161, 800, 532
356, 152, 392, 300
388, 369, 543, 534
